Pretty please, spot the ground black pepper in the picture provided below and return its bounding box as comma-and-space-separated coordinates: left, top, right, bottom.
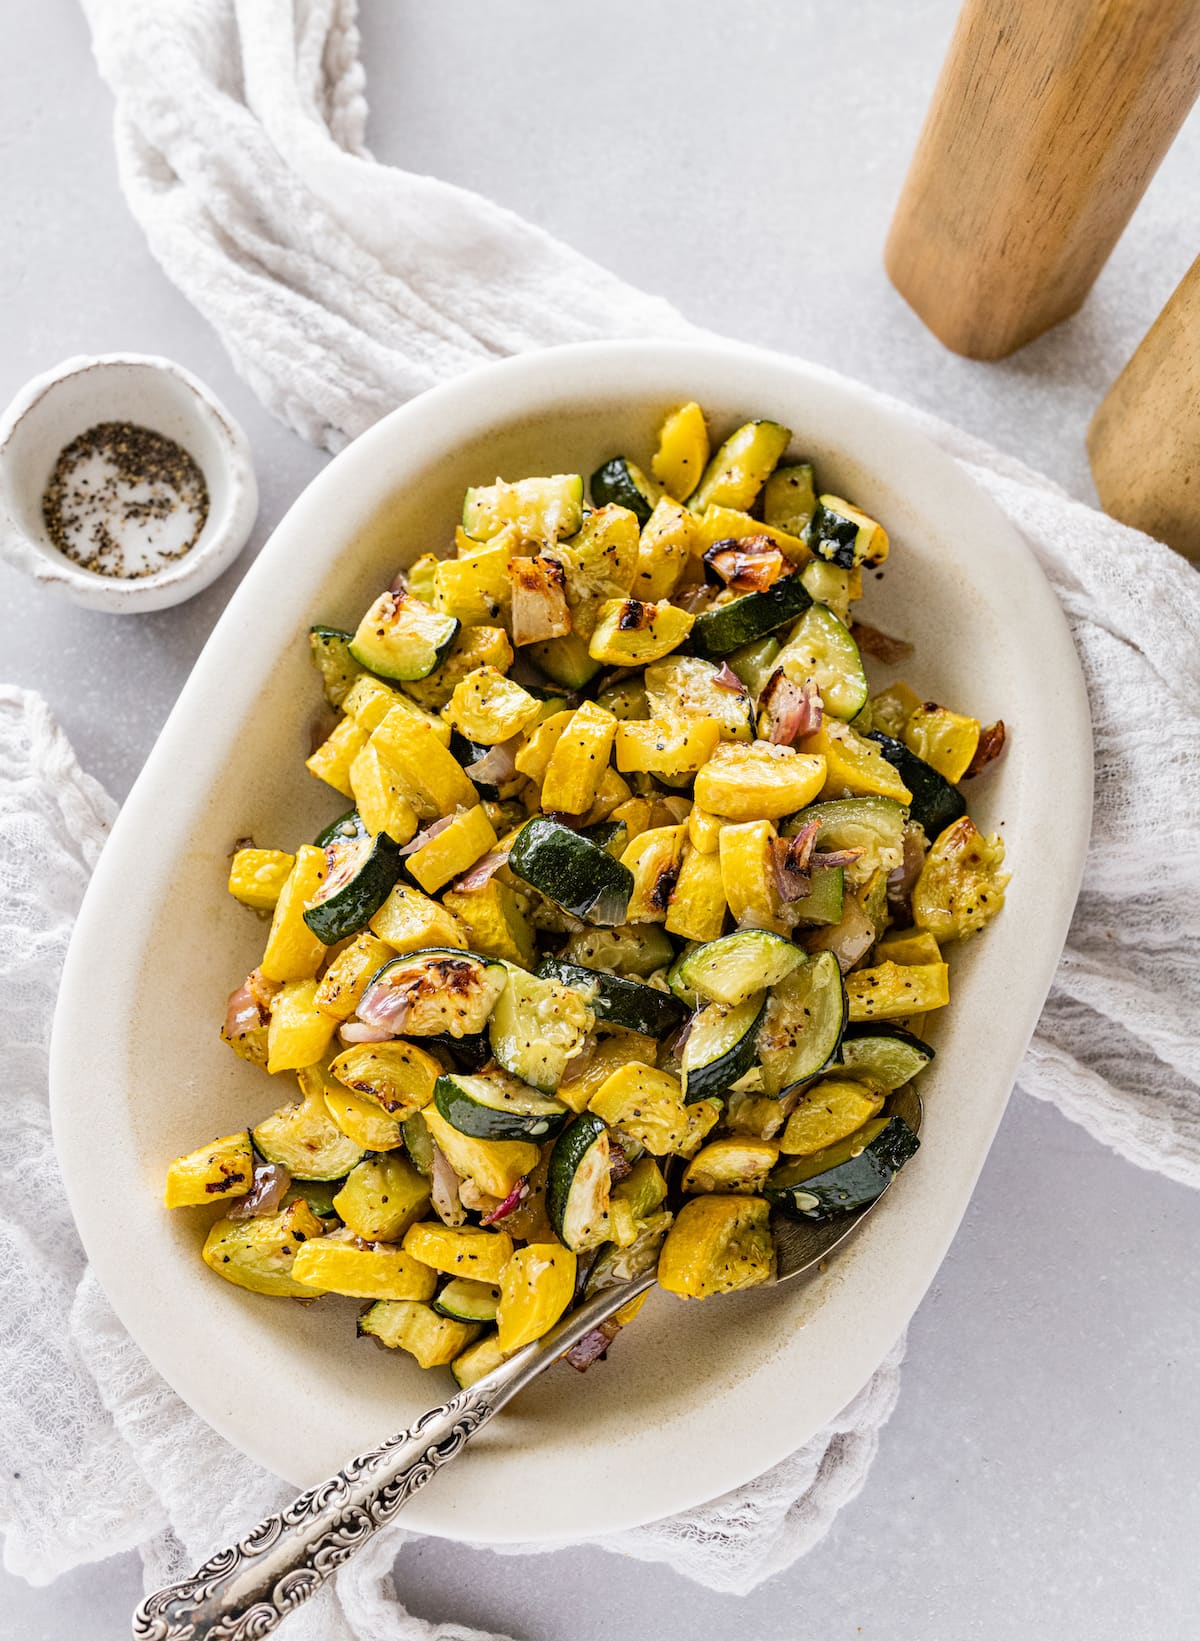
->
42, 420, 209, 579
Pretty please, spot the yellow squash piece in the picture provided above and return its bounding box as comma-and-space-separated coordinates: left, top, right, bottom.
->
912, 816, 1009, 941
869, 680, 922, 738
348, 739, 420, 844
434, 538, 513, 627
359, 1300, 480, 1368
202, 1200, 325, 1297
778, 1078, 885, 1156
227, 849, 295, 912
903, 704, 982, 785
267, 979, 338, 1073
540, 700, 618, 815
402, 1221, 515, 1284
665, 844, 727, 943
329, 1039, 441, 1118
800, 560, 861, 624
582, 766, 632, 826
694, 505, 808, 564
260, 844, 328, 982
452, 1332, 508, 1388
687, 807, 727, 854
447, 666, 541, 744
587, 598, 694, 666
305, 715, 370, 798
322, 1081, 405, 1151
812, 495, 889, 567
620, 823, 686, 924
632, 496, 696, 599
442, 879, 536, 969
717, 819, 789, 935
496, 1244, 577, 1353
314, 931, 396, 1020
644, 654, 754, 744
400, 625, 514, 713
292, 1230, 439, 1300
681, 1138, 780, 1194
406, 804, 498, 894
589, 1062, 690, 1156
513, 709, 574, 784
799, 718, 912, 803
370, 710, 477, 818
164, 1131, 253, 1208
422, 1107, 540, 1199
557, 1031, 659, 1115
652, 401, 709, 501
874, 929, 941, 966
405, 553, 440, 605
678, 1097, 724, 1160
657, 1194, 775, 1299
694, 742, 827, 821
613, 715, 720, 778
368, 882, 468, 951
333, 1153, 431, 1242
845, 960, 950, 1021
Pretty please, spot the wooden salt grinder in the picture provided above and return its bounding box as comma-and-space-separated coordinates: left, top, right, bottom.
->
1088, 254, 1200, 561
885, 0, 1200, 360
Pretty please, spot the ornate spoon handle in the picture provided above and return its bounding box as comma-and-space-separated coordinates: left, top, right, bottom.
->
133, 1271, 653, 1640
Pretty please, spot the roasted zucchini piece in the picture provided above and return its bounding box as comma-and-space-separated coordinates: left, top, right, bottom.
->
547, 1111, 612, 1251
402, 1220, 514, 1284
788, 863, 846, 926
202, 1199, 325, 1297
265, 979, 338, 1073
541, 701, 619, 816
676, 928, 805, 1007
613, 715, 720, 778
589, 1062, 691, 1155
589, 458, 661, 526
804, 495, 889, 569
756, 952, 847, 1095
800, 560, 861, 624
508, 817, 633, 926
359, 1299, 480, 1368
487, 964, 595, 1093
787, 796, 908, 884
400, 625, 514, 713
496, 1244, 577, 1352
303, 830, 404, 944
349, 591, 459, 682
355, 950, 507, 1038
434, 1277, 503, 1323
773, 603, 868, 721
912, 816, 1008, 941
528, 630, 603, 689
763, 462, 817, 536
681, 994, 766, 1102
536, 957, 687, 1037
865, 732, 966, 838
563, 923, 674, 977
309, 626, 362, 708
656, 1194, 775, 1298
405, 805, 497, 896
447, 666, 541, 747
690, 574, 813, 660
260, 844, 328, 983
694, 742, 827, 822
777, 1077, 885, 1156
422, 1107, 539, 1199
651, 401, 710, 501
608, 1155, 669, 1246
463, 474, 584, 544
587, 597, 694, 666
329, 1038, 441, 1117
682, 1137, 780, 1194
845, 960, 950, 1021
434, 1071, 569, 1143
291, 1229, 439, 1301
687, 419, 790, 515
368, 882, 468, 952
332, 1153, 431, 1241
227, 848, 295, 912
766, 1115, 918, 1220
164, 1131, 253, 1208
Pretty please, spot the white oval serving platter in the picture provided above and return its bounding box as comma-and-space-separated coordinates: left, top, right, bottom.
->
50, 339, 1092, 1544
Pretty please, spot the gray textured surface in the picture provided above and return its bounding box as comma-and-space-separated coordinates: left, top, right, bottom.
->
3, 2, 1199, 1638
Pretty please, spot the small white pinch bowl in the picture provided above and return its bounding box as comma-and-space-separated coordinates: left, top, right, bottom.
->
0, 352, 258, 613
51, 339, 1091, 1543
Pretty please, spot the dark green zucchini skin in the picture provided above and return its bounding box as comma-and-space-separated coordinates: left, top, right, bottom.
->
432, 1074, 569, 1143
302, 831, 404, 944
546, 1112, 608, 1240
683, 996, 766, 1102
536, 957, 688, 1037
864, 732, 965, 837
690, 573, 813, 658
508, 816, 633, 925
314, 808, 370, 848
590, 457, 655, 524
424, 1030, 492, 1073
803, 499, 875, 569
838, 1022, 935, 1089
766, 1116, 919, 1220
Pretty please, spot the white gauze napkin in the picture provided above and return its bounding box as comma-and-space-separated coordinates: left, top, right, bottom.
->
4, 0, 1197, 1630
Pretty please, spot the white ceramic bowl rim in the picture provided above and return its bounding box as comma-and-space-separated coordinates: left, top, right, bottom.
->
50, 337, 1092, 1542
0, 351, 258, 612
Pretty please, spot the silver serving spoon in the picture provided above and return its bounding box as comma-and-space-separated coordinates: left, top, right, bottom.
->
133, 1087, 920, 1640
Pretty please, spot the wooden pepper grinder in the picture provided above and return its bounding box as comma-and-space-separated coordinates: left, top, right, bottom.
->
885, 0, 1200, 359
1088, 254, 1200, 561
